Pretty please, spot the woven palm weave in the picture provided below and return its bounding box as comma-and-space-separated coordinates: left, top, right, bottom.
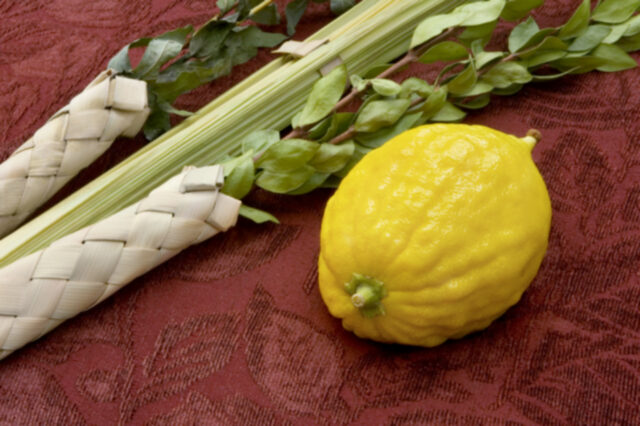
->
0, 70, 150, 237
0, 165, 240, 360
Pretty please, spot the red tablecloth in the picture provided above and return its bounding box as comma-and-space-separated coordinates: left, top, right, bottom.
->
1, 1, 639, 424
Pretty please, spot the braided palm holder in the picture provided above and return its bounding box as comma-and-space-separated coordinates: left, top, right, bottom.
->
0, 70, 150, 238
0, 165, 241, 360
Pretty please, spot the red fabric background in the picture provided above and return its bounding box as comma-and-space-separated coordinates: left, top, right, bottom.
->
1, 0, 639, 424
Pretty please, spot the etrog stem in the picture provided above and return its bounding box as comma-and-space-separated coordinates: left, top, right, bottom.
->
522, 129, 542, 150
351, 285, 378, 308
344, 273, 387, 318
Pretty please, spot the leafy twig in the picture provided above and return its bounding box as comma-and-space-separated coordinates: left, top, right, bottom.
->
284, 27, 461, 140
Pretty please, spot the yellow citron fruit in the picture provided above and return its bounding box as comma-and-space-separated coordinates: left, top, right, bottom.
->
318, 123, 551, 347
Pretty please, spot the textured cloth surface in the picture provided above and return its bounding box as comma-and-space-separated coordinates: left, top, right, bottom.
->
0, 1, 639, 425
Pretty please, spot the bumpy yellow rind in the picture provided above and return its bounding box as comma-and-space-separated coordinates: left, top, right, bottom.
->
318, 123, 552, 347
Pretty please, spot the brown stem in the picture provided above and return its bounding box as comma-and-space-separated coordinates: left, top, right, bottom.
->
410, 95, 425, 108
328, 125, 356, 145
526, 128, 542, 142
283, 27, 461, 140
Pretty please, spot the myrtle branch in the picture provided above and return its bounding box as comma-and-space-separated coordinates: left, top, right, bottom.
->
284, 27, 461, 140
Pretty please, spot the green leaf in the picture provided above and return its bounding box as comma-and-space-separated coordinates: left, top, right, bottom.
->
522, 35, 569, 55
475, 50, 505, 69
189, 22, 233, 58
481, 61, 532, 88
592, 43, 638, 71
222, 155, 255, 199
447, 61, 477, 95
256, 139, 319, 172
350, 75, 368, 92
617, 33, 640, 52
321, 175, 342, 188
256, 165, 316, 193
568, 25, 612, 52
592, 0, 640, 24
604, 23, 632, 45
287, 172, 331, 195
217, 0, 235, 14
508, 17, 540, 53
469, 38, 484, 56
430, 102, 467, 122
420, 87, 448, 119
156, 98, 193, 117
309, 141, 355, 173
518, 36, 568, 57
142, 107, 170, 141
330, 0, 355, 15
520, 28, 557, 51
399, 78, 433, 98
356, 112, 422, 149
285, 0, 309, 36
232, 25, 287, 49
298, 64, 347, 127
549, 55, 608, 73
558, 0, 590, 40
236, 0, 263, 20
453, 0, 506, 26
109, 37, 152, 73
411, 0, 506, 48
133, 25, 193, 78
320, 112, 355, 142
222, 12, 240, 24
153, 60, 223, 102
109, 46, 133, 73
623, 14, 640, 36
603, 14, 640, 44
333, 143, 371, 178
242, 129, 280, 155
457, 80, 493, 97
291, 110, 303, 129
308, 117, 333, 140
419, 41, 469, 64
251, 4, 280, 25
500, 0, 543, 21
459, 21, 498, 47
411, 13, 464, 48
371, 79, 402, 96
525, 50, 568, 68
518, 36, 569, 67
239, 204, 279, 224
354, 99, 411, 132
492, 83, 523, 95
455, 93, 491, 109
225, 34, 272, 66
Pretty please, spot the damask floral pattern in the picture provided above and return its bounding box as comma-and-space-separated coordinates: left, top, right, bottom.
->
0, 0, 639, 424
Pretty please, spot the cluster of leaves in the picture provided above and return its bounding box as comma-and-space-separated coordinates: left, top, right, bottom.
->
108, 0, 355, 140
220, 0, 640, 224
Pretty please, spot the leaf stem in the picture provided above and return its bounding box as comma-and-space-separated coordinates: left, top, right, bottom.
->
328, 125, 356, 145
250, 0, 275, 16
